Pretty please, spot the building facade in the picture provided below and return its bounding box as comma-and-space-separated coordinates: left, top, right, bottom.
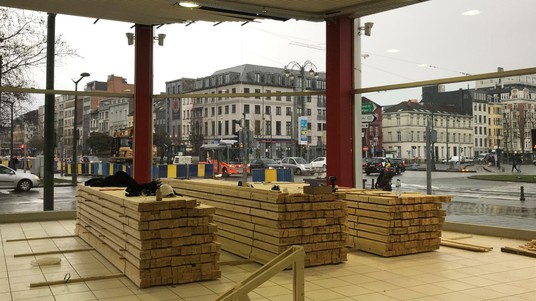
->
383, 100, 473, 162
168, 64, 326, 160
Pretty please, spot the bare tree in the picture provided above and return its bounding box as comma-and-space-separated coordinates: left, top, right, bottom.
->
0, 8, 77, 125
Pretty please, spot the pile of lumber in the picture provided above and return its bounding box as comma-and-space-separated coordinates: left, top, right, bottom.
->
162, 179, 348, 267
75, 186, 221, 288
342, 189, 451, 257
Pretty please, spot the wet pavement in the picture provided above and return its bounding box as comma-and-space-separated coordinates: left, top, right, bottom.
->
1, 165, 535, 231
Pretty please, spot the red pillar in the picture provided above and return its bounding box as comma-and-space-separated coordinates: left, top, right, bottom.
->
326, 16, 354, 188
133, 25, 153, 183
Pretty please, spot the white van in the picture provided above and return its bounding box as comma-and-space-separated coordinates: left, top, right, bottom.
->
448, 156, 465, 163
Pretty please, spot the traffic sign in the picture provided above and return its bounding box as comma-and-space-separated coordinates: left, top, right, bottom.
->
363, 146, 369, 152
361, 114, 375, 123
361, 103, 375, 114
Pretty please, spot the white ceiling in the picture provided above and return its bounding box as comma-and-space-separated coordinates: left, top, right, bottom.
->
0, 0, 427, 25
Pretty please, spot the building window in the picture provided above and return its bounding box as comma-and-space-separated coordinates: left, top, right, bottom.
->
225, 105, 229, 114
255, 105, 261, 114
276, 106, 281, 115
244, 88, 250, 98
244, 104, 250, 114
232, 104, 236, 114
265, 121, 271, 135
286, 107, 292, 116
286, 121, 291, 136
265, 106, 271, 115
254, 120, 261, 135
276, 121, 281, 135
255, 89, 261, 99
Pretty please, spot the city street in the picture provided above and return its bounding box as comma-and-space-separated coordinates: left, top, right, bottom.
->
1, 165, 535, 230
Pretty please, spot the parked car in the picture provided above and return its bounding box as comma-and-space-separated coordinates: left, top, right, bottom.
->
280, 157, 315, 175
386, 158, 406, 174
309, 157, 327, 171
363, 157, 389, 175
476, 153, 488, 163
248, 158, 284, 171
0, 164, 41, 192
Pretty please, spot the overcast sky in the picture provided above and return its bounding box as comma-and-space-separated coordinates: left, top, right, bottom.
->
28, 0, 536, 108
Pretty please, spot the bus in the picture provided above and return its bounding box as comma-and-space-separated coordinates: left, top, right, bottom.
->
199, 140, 244, 177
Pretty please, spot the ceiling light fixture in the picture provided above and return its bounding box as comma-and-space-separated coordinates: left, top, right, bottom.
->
462, 9, 481, 16
179, 1, 199, 8
386, 49, 399, 53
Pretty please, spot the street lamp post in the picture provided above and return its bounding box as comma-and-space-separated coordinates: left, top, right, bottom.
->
265, 112, 273, 158
283, 60, 318, 158
72, 72, 90, 185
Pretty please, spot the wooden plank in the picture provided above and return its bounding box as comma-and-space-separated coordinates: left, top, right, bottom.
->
501, 246, 536, 258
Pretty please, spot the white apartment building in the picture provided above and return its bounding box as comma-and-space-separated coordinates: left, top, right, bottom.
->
166, 64, 326, 159
383, 100, 473, 162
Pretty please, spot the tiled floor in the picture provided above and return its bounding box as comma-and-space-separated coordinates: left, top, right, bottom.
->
1, 220, 535, 301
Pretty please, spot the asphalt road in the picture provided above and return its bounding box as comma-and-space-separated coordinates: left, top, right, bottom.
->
1, 165, 535, 230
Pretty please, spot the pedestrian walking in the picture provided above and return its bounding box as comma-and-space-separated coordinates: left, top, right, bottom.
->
511, 152, 520, 173
515, 153, 523, 173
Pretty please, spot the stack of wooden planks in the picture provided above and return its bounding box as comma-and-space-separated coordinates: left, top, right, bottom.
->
75, 186, 221, 288
342, 189, 451, 257
162, 179, 348, 267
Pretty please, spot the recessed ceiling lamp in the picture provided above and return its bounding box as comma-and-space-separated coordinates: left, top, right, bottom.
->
179, 1, 199, 8
386, 49, 399, 53
462, 10, 481, 16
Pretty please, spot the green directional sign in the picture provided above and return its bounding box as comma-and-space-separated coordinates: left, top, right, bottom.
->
361, 103, 375, 114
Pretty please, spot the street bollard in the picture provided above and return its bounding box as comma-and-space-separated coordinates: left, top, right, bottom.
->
371, 179, 375, 189
520, 186, 525, 201
362, 179, 367, 189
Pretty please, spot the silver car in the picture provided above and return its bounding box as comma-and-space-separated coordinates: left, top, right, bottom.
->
280, 157, 315, 175
0, 164, 41, 192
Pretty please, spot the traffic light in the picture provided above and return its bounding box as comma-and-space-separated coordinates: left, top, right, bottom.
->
20, 143, 25, 151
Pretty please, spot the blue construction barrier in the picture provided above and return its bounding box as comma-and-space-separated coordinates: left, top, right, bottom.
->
252, 168, 293, 182
63, 162, 214, 179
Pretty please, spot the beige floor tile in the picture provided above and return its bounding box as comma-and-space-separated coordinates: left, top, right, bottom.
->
169, 283, 217, 298
91, 287, 137, 299
357, 280, 400, 292
327, 284, 374, 297
382, 276, 427, 287
304, 289, 347, 301
11, 287, 53, 300
136, 289, 181, 301
99, 295, 140, 301
382, 287, 427, 300
0, 292, 12, 301
488, 283, 534, 295
461, 286, 508, 299
49, 282, 90, 295
85, 278, 126, 291
434, 279, 476, 291
352, 292, 398, 300
200, 280, 236, 294
407, 283, 453, 295
252, 285, 293, 298
54, 291, 96, 301
309, 277, 352, 288
182, 294, 219, 301
434, 291, 480, 301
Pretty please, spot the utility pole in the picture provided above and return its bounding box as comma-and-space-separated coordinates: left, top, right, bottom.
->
426, 120, 432, 195
241, 112, 248, 183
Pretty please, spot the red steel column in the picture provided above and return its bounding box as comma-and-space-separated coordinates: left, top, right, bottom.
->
133, 25, 153, 183
326, 16, 354, 188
